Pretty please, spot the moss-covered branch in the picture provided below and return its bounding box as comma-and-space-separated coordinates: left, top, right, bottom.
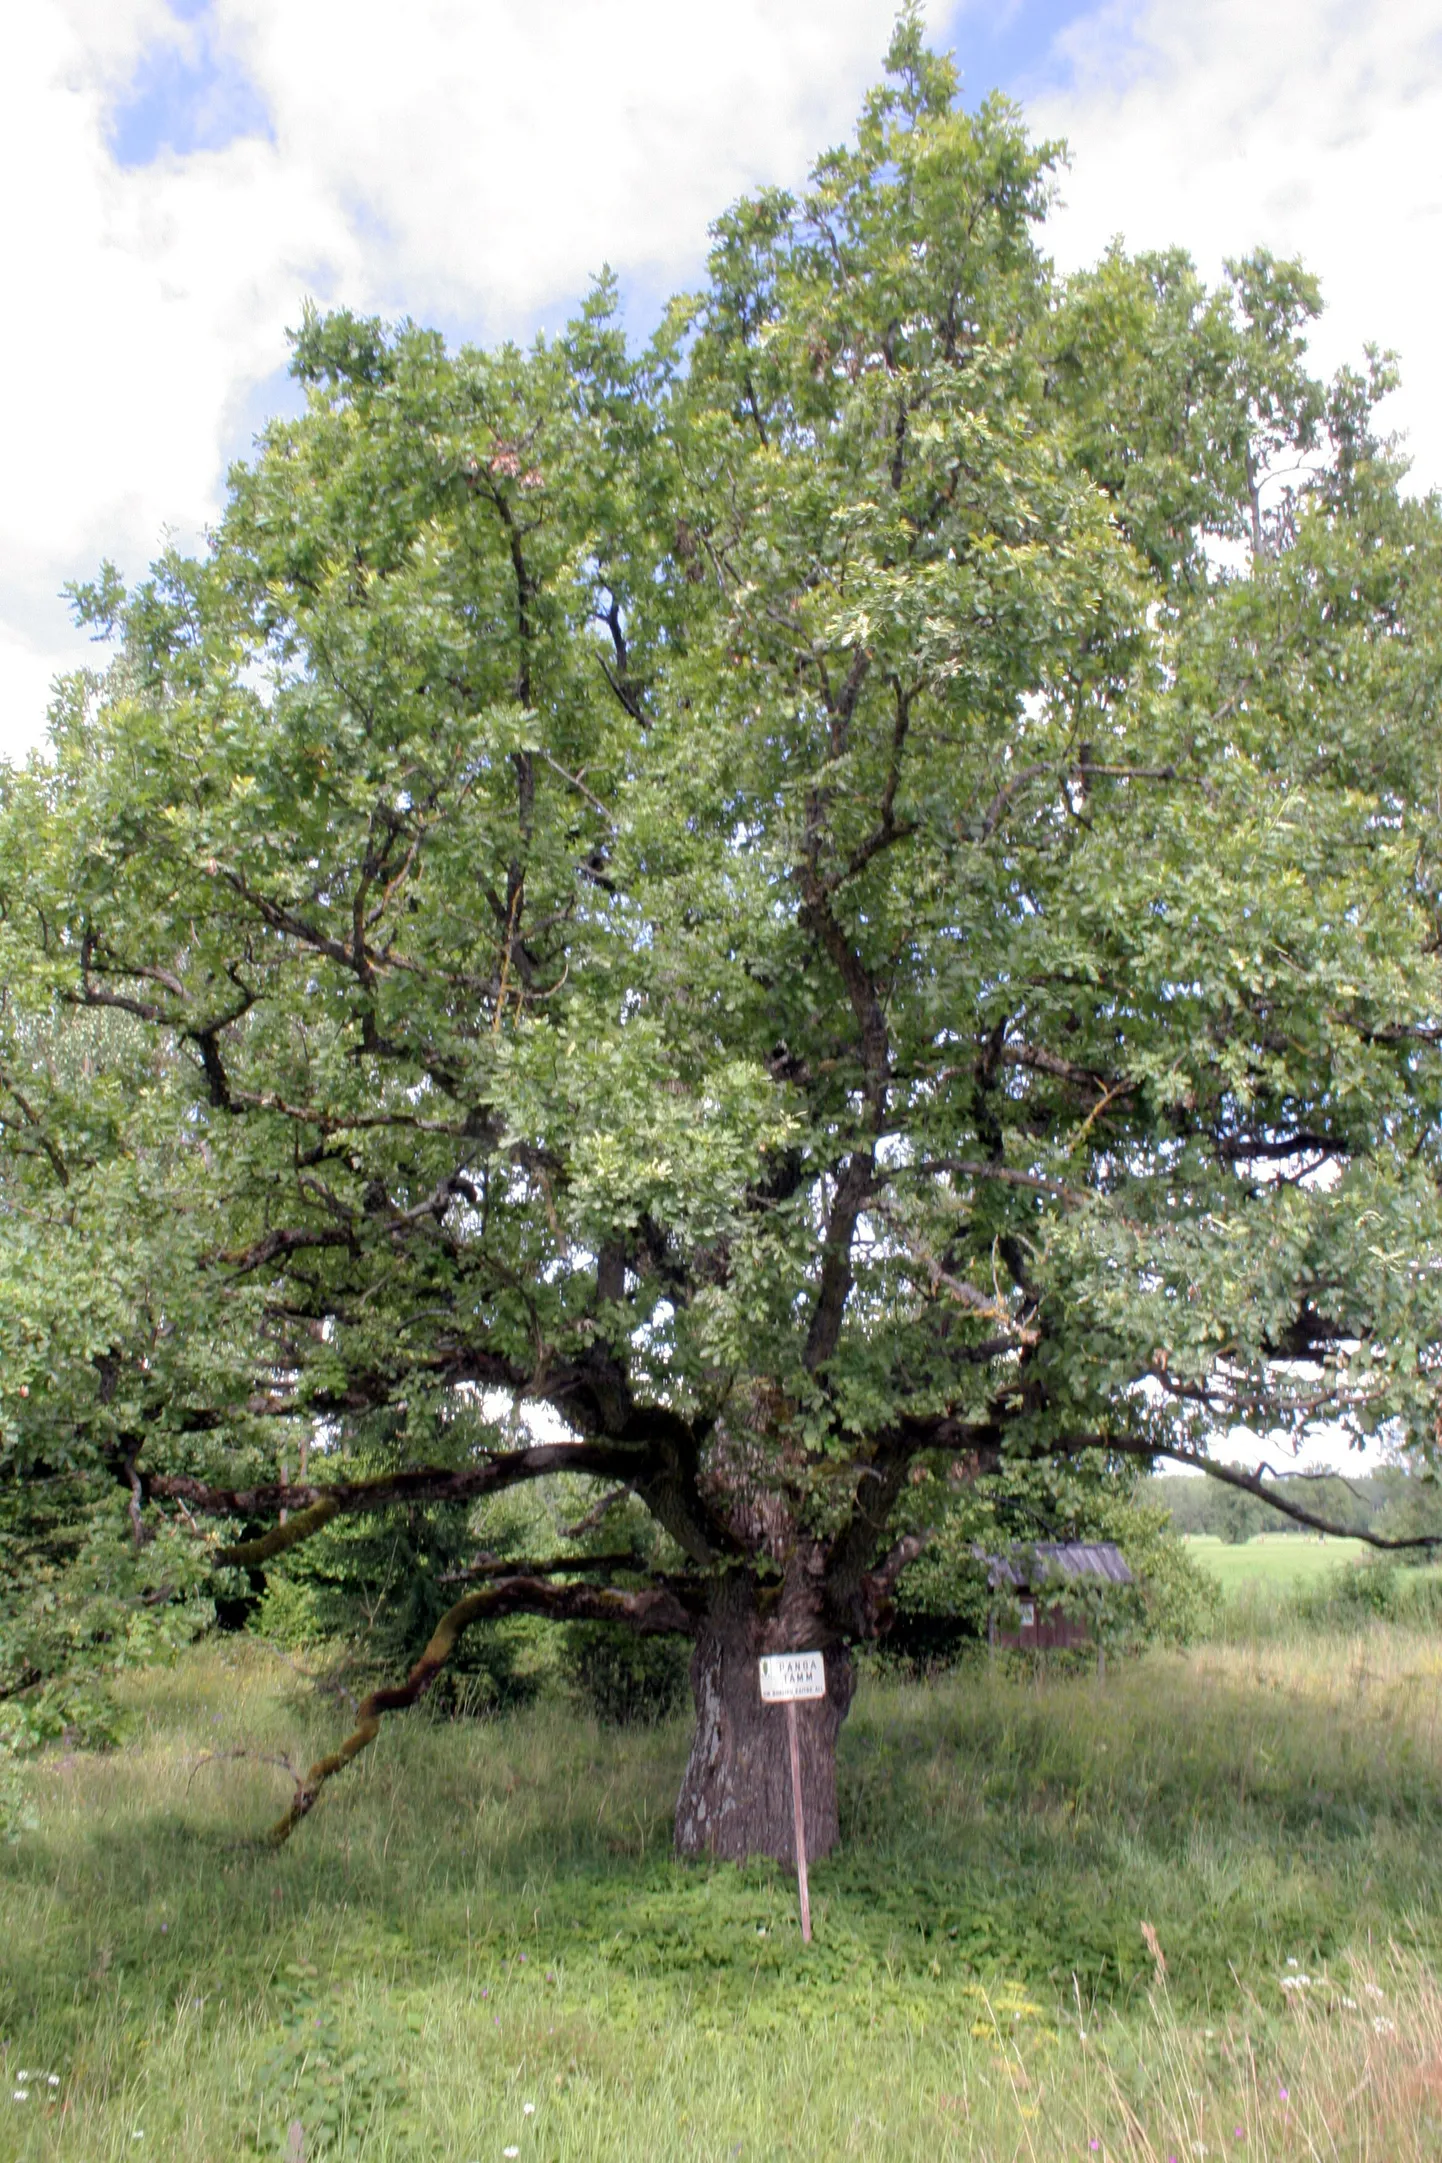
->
146, 1442, 646, 1566
265, 1575, 701, 1845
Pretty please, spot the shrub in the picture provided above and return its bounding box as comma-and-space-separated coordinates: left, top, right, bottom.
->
559, 1622, 691, 1726
0, 1675, 124, 1757
878, 1460, 1223, 1675
264, 1455, 556, 1715
1295, 1563, 1442, 1631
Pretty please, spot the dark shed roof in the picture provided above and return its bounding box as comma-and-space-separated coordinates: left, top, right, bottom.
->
981, 1541, 1134, 1590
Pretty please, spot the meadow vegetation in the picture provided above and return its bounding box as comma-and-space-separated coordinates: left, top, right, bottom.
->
1184, 1535, 1377, 1592
3, 1622, 1441, 2161
1184, 1536, 1442, 1648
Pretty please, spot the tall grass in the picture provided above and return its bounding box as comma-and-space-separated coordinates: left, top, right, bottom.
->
1, 1628, 1440, 2158
1207, 1558, 1442, 1647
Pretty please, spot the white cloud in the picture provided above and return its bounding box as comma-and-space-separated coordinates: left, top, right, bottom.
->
1031, 0, 1442, 485
0, 3, 357, 755
0, 0, 925, 760
222, 0, 918, 327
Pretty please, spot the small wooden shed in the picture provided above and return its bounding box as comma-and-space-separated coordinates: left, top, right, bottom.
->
983, 1541, 1134, 1663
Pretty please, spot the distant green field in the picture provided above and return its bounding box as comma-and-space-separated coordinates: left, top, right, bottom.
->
1185, 1531, 1372, 1590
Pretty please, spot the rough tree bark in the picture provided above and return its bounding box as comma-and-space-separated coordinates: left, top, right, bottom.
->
673, 1573, 855, 1864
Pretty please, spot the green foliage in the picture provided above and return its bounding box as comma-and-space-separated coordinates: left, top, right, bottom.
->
276, 1493, 548, 1715
558, 1620, 691, 1725
0, 1677, 123, 1759
884, 1457, 1221, 1664
1, 16, 1440, 1767
0, 1474, 213, 1763
1115, 1508, 1226, 1645
1295, 1561, 1442, 1632
250, 1965, 415, 2157
1214, 1484, 1271, 1545
1371, 1468, 1442, 1554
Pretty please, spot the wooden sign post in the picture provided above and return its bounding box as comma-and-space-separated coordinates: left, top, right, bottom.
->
758, 1651, 826, 1943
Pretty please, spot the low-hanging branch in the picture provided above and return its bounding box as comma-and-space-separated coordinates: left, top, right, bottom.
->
969, 1426, 1437, 1551
149, 1440, 647, 1566
902, 1416, 1440, 1551
264, 1572, 701, 1846
1133, 1438, 1442, 1551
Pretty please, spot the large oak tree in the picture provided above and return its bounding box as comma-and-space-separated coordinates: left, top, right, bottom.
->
3, 16, 1441, 1858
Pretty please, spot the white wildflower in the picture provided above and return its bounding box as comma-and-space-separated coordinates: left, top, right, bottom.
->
1364, 1983, 1385, 2000
46, 2076, 59, 2088
1343, 1996, 1358, 2009
1374, 2016, 1397, 2035
523, 2102, 536, 2115
13, 2091, 28, 2103
503, 2149, 520, 2159
1286, 1957, 1298, 1968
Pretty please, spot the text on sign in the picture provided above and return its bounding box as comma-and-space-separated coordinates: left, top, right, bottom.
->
758, 1651, 826, 1702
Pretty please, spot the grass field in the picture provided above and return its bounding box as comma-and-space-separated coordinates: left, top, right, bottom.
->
3, 1631, 1442, 2161
1183, 1534, 1374, 1592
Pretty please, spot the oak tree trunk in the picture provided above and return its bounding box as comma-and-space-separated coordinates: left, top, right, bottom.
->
673, 1577, 854, 1863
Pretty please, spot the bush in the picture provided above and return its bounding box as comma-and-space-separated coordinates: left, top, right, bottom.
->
1295, 1563, 1442, 1631
0, 1676, 124, 1757
263, 1465, 553, 1715
559, 1623, 691, 1726
878, 1460, 1224, 1676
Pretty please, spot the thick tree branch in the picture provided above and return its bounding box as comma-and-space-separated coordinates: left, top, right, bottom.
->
823, 1429, 918, 1624
217, 1225, 356, 1275
265, 1573, 701, 1845
0, 1073, 71, 1186
796, 876, 891, 1371
150, 1442, 650, 1562
1106, 1436, 1442, 1550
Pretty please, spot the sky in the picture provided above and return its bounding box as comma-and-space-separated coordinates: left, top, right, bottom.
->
7, 0, 1435, 1474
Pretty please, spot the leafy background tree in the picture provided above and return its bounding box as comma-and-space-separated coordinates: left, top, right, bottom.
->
2, 9, 1440, 1862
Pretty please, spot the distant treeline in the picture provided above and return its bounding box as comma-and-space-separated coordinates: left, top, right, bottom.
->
1145, 1469, 1442, 1548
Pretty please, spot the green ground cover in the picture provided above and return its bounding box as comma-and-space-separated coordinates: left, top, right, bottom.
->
1183, 1534, 1373, 1591
3, 1634, 1442, 2159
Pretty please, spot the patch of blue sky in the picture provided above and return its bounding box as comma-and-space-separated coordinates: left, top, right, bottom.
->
227, 360, 309, 455
108, 1, 271, 167
938, 0, 1133, 105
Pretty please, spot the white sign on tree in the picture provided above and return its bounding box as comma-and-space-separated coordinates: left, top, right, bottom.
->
758, 1651, 826, 1702
758, 1650, 826, 1941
